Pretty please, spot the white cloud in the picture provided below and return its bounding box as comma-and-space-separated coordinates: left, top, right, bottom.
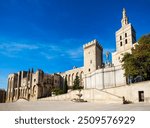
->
0, 51, 17, 58
0, 42, 38, 52
0, 40, 115, 63
40, 46, 83, 61
48, 45, 61, 51
0, 42, 39, 57
66, 46, 83, 59
40, 52, 54, 60
0, 39, 84, 62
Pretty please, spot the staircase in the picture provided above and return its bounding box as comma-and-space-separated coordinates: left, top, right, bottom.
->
39, 88, 123, 103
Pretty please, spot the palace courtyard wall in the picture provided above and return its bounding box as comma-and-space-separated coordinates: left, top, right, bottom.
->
40, 81, 150, 103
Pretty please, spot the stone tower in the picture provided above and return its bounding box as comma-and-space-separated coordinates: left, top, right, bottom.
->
83, 39, 103, 74
112, 8, 136, 66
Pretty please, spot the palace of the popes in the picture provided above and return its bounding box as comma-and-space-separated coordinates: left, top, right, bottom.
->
6, 8, 150, 103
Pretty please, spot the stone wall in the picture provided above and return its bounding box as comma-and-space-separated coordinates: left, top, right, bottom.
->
6, 69, 62, 102
104, 81, 150, 103
39, 81, 150, 103
83, 39, 103, 74
0, 89, 6, 103
60, 67, 84, 87
39, 89, 123, 103
84, 65, 126, 89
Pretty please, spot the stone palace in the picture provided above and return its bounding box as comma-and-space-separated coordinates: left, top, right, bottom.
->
6, 8, 150, 103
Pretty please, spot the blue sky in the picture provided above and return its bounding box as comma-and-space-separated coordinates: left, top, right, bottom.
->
0, 0, 150, 89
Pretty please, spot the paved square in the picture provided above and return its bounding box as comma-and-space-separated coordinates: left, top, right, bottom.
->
0, 100, 150, 111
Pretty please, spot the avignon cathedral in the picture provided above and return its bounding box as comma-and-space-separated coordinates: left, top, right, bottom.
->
6, 9, 150, 103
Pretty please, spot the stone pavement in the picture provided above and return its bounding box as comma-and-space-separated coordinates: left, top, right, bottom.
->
0, 100, 150, 111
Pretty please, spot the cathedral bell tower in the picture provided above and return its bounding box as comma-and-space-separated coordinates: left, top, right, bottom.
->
112, 8, 136, 66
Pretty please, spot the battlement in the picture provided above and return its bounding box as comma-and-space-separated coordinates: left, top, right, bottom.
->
83, 39, 103, 49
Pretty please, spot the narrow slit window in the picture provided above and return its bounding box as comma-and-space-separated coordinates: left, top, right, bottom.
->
120, 36, 122, 40
125, 39, 128, 44
120, 42, 122, 46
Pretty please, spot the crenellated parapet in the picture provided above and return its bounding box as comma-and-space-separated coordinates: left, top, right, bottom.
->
83, 39, 103, 50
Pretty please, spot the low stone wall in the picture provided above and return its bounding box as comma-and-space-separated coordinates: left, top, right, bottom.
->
39, 89, 123, 103
39, 81, 150, 103
104, 81, 150, 103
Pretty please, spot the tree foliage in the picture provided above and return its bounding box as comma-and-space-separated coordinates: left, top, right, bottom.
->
122, 34, 150, 82
51, 87, 64, 95
138, 34, 150, 44
73, 76, 83, 90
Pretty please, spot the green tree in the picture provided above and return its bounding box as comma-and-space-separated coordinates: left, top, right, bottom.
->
138, 34, 150, 44
52, 87, 64, 95
122, 34, 150, 82
73, 76, 83, 90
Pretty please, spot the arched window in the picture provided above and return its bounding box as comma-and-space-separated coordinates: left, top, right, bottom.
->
80, 71, 84, 86
68, 75, 71, 86
125, 33, 127, 37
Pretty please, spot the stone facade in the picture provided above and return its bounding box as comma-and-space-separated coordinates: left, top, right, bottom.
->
60, 67, 84, 88
60, 39, 103, 87
71, 8, 136, 90
7, 8, 148, 103
6, 69, 62, 102
0, 89, 6, 103
84, 65, 126, 89
112, 8, 136, 66
41, 81, 150, 103
83, 39, 103, 74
